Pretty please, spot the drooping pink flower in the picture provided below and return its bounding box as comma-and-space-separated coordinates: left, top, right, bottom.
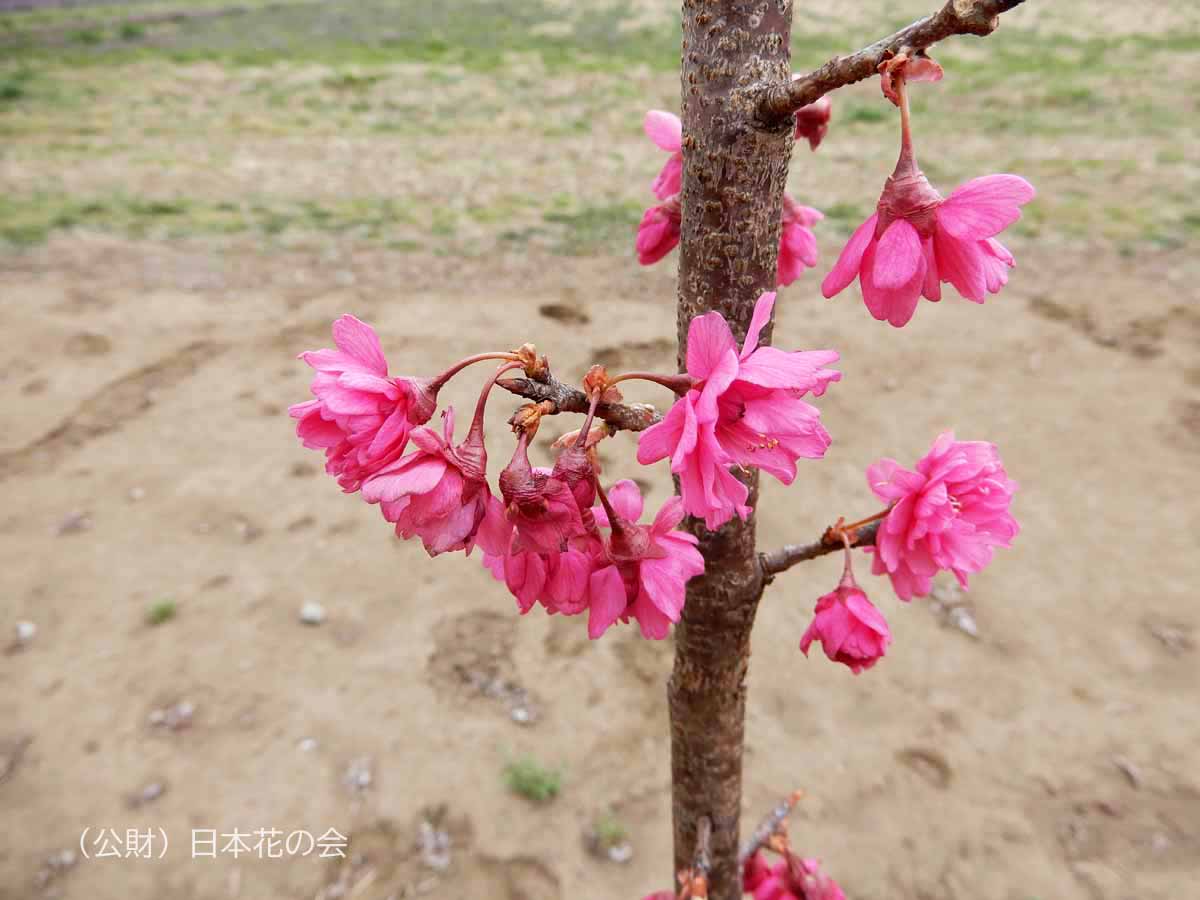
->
484, 406, 609, 621
361, 406, 500, 557
499, 433, 587, 554
636, 195, 681, 265
644, 109, 683, 199
550, 422, 600, 514
744, 851, 773, 892
587, 481, 704, 640
639, 293, 838, 524
800, 563, 891, 674
792, 93, 832, 150
752, 857, 846, 900
482, 529, 600, 618
777, 195, 823, 287
290, 315, 438, 492
485, 543, 593, 617
867, 431, 1018, 600
821, 65, 1034, 327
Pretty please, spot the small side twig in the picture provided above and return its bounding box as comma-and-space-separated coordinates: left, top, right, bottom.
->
756, 0, 1029, 126
738, 790, 803, 865
497, 373, 661, 433
759, 521, 880, 580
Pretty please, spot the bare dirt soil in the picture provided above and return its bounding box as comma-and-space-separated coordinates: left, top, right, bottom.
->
2, 2, 1198, 899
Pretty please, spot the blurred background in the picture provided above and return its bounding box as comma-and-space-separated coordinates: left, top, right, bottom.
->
1, 1, 1198, 898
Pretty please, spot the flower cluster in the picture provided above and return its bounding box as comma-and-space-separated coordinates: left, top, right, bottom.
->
292, 316, 708, 642
637, 109, 829, 287
295, 42, 1034, 900
798, 431, 1016, 675
639, 58, 1034, 330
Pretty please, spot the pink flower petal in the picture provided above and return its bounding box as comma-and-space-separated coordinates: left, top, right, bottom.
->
669, 395, 700, 473
741, 291, 776, 360
938, 174, 1035, 240
588, 565, 628, 639
631, 585, 673, 639
650, 496, 686, 534
872, 218, 922, 290
921, 236, 941, 301
636, 396, 688, 466
361, 455, 446, 503
686, 311, 738, 382
606, 479, 645, 524
643, 109, 682, 152
331, 314, 388, 375
934, 229, 987, 302
651, 154, 682, 200
640, 557, 686, 621
821, 213, 878, 298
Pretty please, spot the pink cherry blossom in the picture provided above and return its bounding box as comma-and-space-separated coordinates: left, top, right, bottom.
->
645, 109, 683, 199
714, 291, 838, 484
361, 406, 499, 557
639, 293, 838, 526
636, 195, 681, 265
792, 93, 832, 150
587, 481, 705, 640
821, 66, 1034, 327
744, 851, 773, 892
752, 857, 846, 900
499, 433, 588, 555
777, 195, 823, 287
290, 315, 438, 492
550, 425, 599, 514
485, 442, 597, 618
867, 431, 1018, 600
635, 306, 748, 529
483, 536, 597, 617
799, 569, 891, 675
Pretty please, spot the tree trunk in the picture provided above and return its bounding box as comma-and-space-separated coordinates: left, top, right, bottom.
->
670, 1, 794, 898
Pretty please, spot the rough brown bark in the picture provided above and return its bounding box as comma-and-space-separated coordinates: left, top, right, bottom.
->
670, 1, 794, 897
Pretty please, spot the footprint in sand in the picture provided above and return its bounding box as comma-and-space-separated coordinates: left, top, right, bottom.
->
538, 303, 591, 326
63, 332, 112, 357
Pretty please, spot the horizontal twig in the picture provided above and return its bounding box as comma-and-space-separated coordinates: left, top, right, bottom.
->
497, 373, 662, 433
759, 520, 880, 579
738, 790, 803, 865
756, 0, 1029, 126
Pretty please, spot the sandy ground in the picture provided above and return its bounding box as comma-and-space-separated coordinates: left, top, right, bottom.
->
2, 2, 1200, 899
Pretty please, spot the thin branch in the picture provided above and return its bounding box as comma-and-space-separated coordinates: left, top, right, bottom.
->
759, 521, 880, 579
497, 373, 661, 433
756, 0, 1029, 125
738, 790, 803, 865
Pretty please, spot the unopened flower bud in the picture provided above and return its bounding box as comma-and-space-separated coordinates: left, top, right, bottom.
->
516, 343, 549, 379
